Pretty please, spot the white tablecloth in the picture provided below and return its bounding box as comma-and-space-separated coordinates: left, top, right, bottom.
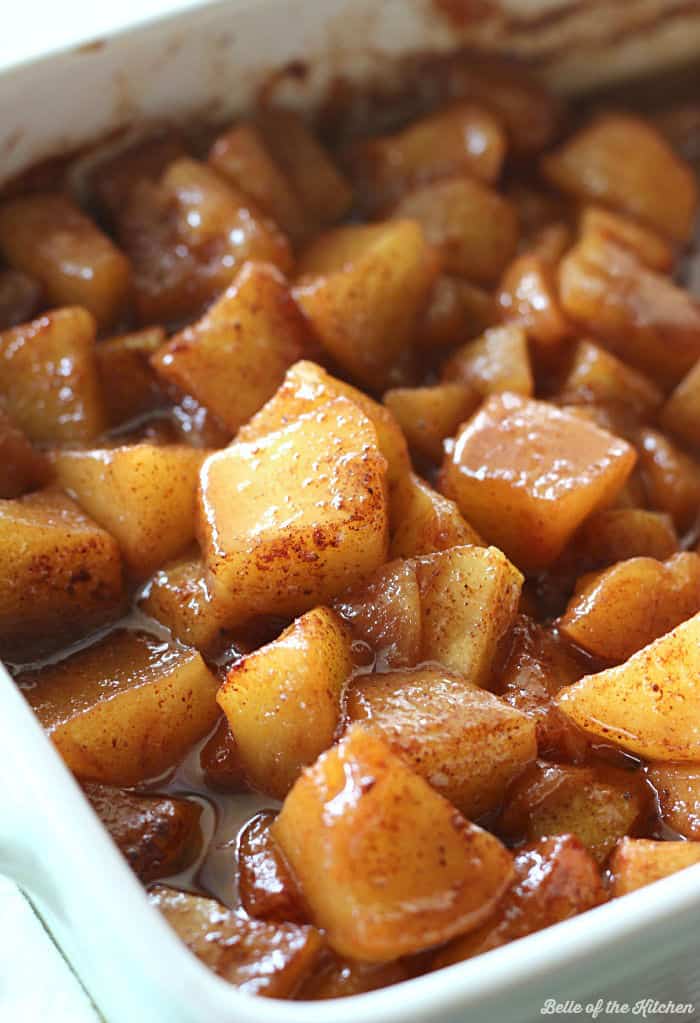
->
0, 876, 100, 1022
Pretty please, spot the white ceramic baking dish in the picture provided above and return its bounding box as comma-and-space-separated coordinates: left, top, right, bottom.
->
2, 2, 700, 1021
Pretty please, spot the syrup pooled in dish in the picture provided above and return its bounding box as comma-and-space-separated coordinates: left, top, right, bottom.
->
3, 56, 700, 1000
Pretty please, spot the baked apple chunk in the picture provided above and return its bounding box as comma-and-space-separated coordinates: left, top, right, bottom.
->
19, 629, 219, 785
0, 488, 123, 659
441, 393, 636, 571
272, 726, 513, 962
198, 393, 389, 624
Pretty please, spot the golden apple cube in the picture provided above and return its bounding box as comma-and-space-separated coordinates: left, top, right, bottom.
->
52, 444, 207, 578
414, 545, 522, 686
609, 838, 700, 897
558, 552, 700, 663
139, 552, 235, 654
0, 488, 123, 659
383, 383, 478, 462
294, 220, 437, 388
152, 262, 308, 434
0, 307, 106, 444
647, 763, 700, 840
556, 613, 700, 761
346, 666, 536, 818
19, 629, 219, 785
441, 393, 636, 571
389, 471, 482, 558
541, 113, 697, 242
198, 395, 389, 624
0, 193, 131, 329
237, 359, 411, 489
442, 325, 533, 398
218, 607, 353, 798
272, 726, 514, 961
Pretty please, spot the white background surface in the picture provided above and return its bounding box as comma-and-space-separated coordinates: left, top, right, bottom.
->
0, 6, 185, 1019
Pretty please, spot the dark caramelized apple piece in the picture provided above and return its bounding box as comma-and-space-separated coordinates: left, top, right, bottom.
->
498, 616, 589, 762
199, 717, 248, 791
433, 835, 606, 968
0, 268, 43, 329
95, 326, 166, 426
83, 782, 202, 883
238, 812, 307, 923
298, 954, 409, 1000
149, 885, 323, 998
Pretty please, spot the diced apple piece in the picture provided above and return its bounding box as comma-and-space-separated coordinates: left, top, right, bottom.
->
0, 408, 48, 498
294, 221, 438, 388
442, 393, 636, 571
498, 760, 648, 863
237, 359, 410, 489
272, 726, 514, 961
636, 427, 700, 533
199, 717, 247, 791
346, 666, 536, 818
660, 359, 700, 451
390, 178, 518, 285
96, 326, 165, 425
559, 553, 700, 663
390, 472, 482, 558
559, 238, 700, 388
384, 383, 478, 462
0, 307, 106, 443
0, 193, 131, 329
52, 443, 206, 578
420, 275, 497, 349
139, 552, 236, 653
413, 545, 522, 686
609, 838, 700, 897
648, 763, 700, 840
257, 109, 352, 228
568, 508, 678, 576
0, 488, 123, 659
218, 608, 353, 798
347, 101, 506, 213
198, 395, 388, 623
556, 613, 700, 761
0, 268, 42, 329
541, 113, 697, 241
557, 340, 662, 421
499, 616, 589, 762
335, 560, 422, 670
19, 629, 219, 784
579, 206, 674, 272
238, 811, 307, 923
433, 835, 605, 967
209, 123, 308, 242
83, 782, 202, 883
442, 325, 533, 398
152, 263, 307, 434
150, 885, 323, 998
498, 254, 571, 351
119, 157, 292, 324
